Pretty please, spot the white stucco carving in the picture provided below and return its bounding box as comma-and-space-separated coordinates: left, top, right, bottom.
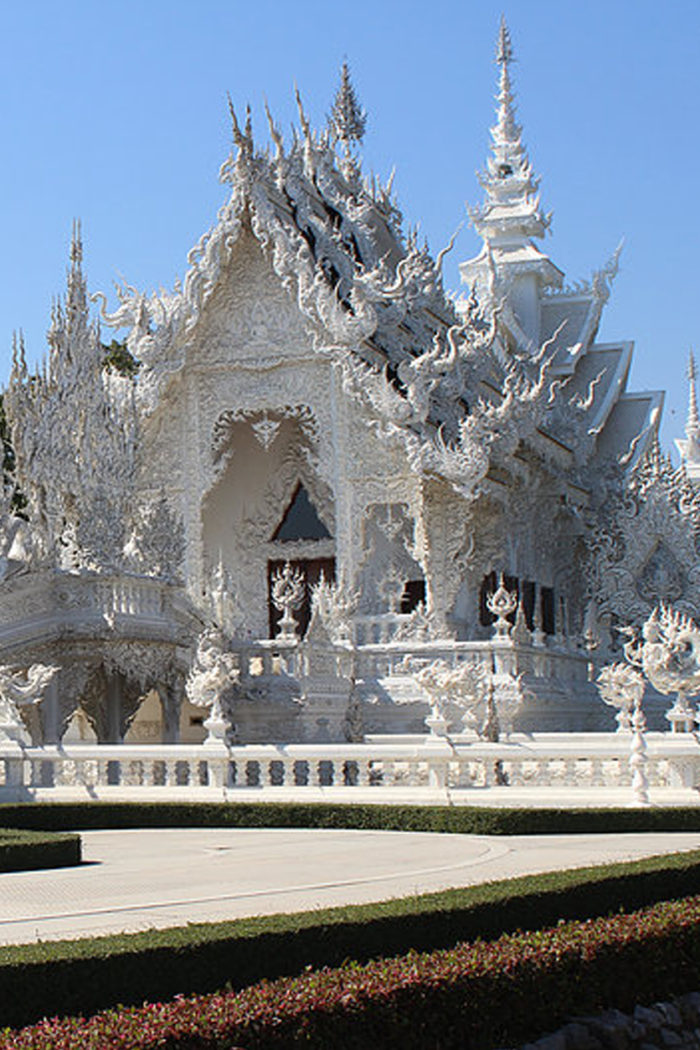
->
0, 664, 59, 742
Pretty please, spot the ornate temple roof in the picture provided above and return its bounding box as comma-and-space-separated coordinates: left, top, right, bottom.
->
7, 26, 668, 522
458, 18, 662, 479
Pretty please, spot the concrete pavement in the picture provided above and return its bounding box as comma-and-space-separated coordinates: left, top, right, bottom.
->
2, 828, 700, 946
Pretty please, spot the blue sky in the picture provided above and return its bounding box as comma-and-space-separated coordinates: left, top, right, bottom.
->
0, 0, 696, 453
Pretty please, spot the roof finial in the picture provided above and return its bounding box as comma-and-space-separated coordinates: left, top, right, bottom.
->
328, 60, 367, 162
496, 14, 514, 66
492, 17, 523, 168
66, 218, 87, 330
70, 218, 83, 269
687, 350, 700, 440
458, 18, 561, 342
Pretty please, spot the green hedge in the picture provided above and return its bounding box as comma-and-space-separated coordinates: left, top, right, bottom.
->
0, 828, 81, 873
2, 847, 700, 1028
6, 894, 700, 1048
4, 799, 700, 834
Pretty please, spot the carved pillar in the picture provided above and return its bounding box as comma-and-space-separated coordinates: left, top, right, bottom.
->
159, 679, 184, 743
106, 671, 124, 743
422, 480, 471, 638
330, 365, 352, 584
185, 370, 205, 593
42, 677, 60, 745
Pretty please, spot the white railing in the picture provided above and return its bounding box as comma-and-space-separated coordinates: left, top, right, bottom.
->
0, 569, 181, 654
226, 634, 590, 689
1, 732, 699, 803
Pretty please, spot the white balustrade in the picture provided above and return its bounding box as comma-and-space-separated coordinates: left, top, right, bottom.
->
0, 731, 699, 803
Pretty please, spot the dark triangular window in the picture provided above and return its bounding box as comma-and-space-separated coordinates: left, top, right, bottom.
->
271, 483, 331, 542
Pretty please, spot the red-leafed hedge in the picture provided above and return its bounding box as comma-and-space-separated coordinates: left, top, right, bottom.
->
5, 894, 700, 1049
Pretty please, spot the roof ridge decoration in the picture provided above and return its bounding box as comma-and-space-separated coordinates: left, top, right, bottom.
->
341, 315, 607, 501
542, 241, 623, 305
587, 440, 700, 631
92, 83, 457, 415
328, 61, 367, 176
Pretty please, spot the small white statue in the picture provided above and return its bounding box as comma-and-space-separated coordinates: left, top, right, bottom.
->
185, 627, 239, 744
0, 663, 60, 743
596, 662, 645, 732
486, 575, 517, 639
414, 657, 523, 740
271, 562, 306, 640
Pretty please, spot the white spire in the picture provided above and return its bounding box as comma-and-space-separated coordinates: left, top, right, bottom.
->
459, 18, 563, 347
675, 351, 700, 483
686, 351, 700, 441
471, 17, 551, 252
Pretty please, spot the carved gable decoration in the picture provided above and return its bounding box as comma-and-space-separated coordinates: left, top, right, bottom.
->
272, 484, 332, 543
636, 541, 686, 605
589, 449, 700, 629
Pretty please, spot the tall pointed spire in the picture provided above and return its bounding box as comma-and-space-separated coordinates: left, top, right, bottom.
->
491, 17, 523, 175
675, 351, 700, 481
686, 351, 700, 441
472, 18, 551, 249
66, 219, 88, 337
459, 18, 562, 345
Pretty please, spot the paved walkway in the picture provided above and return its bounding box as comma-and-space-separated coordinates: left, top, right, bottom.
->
2, 828, 700, 946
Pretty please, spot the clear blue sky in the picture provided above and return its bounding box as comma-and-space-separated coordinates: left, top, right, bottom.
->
0, 0, 695, 453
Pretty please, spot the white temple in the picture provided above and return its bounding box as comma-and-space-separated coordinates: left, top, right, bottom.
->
0, 21, 698, 748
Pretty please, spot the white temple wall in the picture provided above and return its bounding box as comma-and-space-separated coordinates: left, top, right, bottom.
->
509, 272, 541, 348
340, 405, 427, 619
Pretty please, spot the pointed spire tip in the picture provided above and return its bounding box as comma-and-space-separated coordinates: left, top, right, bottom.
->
496, 15, 514, 66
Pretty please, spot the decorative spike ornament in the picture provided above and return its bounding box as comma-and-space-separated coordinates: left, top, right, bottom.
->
328, 61, 366, 162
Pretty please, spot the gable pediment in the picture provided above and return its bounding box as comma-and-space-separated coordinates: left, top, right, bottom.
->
187, 229, 316, 367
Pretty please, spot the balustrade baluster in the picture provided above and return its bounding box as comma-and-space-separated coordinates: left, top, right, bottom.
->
428, 756, 447, 789
563, 758, 578, 787
206, 759, 226, 788
406, 759, 420, 787
507, 760, 523, 787
54, 758, 69, 787
355, 759, 371, 787
382, 759, 395, 786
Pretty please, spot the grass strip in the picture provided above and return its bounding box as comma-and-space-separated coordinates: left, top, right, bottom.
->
6, 799, 700, 835
6, 892, 700, 1048
0, 828, 80, 873
1, 846, 700, 1027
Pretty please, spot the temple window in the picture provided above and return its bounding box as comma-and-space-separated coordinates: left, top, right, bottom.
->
400, 579, 426, 614
271, 483, 331, 542
540, 586, 555, 635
